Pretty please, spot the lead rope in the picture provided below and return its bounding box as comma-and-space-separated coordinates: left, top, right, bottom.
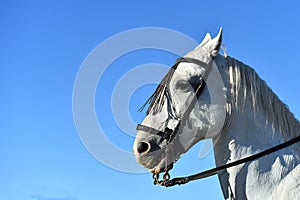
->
153, 134, 300, 187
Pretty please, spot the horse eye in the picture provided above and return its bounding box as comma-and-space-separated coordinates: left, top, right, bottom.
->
176, 80, 190, 90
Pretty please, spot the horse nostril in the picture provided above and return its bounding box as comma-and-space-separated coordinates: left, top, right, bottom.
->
137, 142, 150, 154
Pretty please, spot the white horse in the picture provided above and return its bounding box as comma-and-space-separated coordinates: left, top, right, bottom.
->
133, 29, 300, 199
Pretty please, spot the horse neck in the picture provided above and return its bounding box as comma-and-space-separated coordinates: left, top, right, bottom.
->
213, 56, 300, 160
213, 102, 300, 199
214, 99, 288, 165
212, 57, 300, 199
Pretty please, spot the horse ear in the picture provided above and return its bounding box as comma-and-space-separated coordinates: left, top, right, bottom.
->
197, 33, 212, 48
205, 28, 223, 57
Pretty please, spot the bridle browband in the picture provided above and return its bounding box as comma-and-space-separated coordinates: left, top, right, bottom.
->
136, 57, 300, 188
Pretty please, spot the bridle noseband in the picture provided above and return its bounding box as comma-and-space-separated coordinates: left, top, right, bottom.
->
136, 123, 177, 143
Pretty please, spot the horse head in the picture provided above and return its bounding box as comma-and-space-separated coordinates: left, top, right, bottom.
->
133, 28, 226, 174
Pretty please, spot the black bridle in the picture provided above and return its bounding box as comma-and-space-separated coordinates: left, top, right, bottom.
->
136, 57, 300, 187
136, 57, 212, 185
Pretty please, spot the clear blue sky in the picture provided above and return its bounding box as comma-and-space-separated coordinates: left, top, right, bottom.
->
1, 1, 300, 200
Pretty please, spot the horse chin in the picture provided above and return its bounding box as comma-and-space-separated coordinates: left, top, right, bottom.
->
147, 144, 182, 174
149, 158, 174, 174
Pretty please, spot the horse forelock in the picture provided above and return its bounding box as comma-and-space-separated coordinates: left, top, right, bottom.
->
139, 64, 177, 115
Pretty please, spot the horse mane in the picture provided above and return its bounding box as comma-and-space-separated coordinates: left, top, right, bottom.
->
226, 56, 300, 141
